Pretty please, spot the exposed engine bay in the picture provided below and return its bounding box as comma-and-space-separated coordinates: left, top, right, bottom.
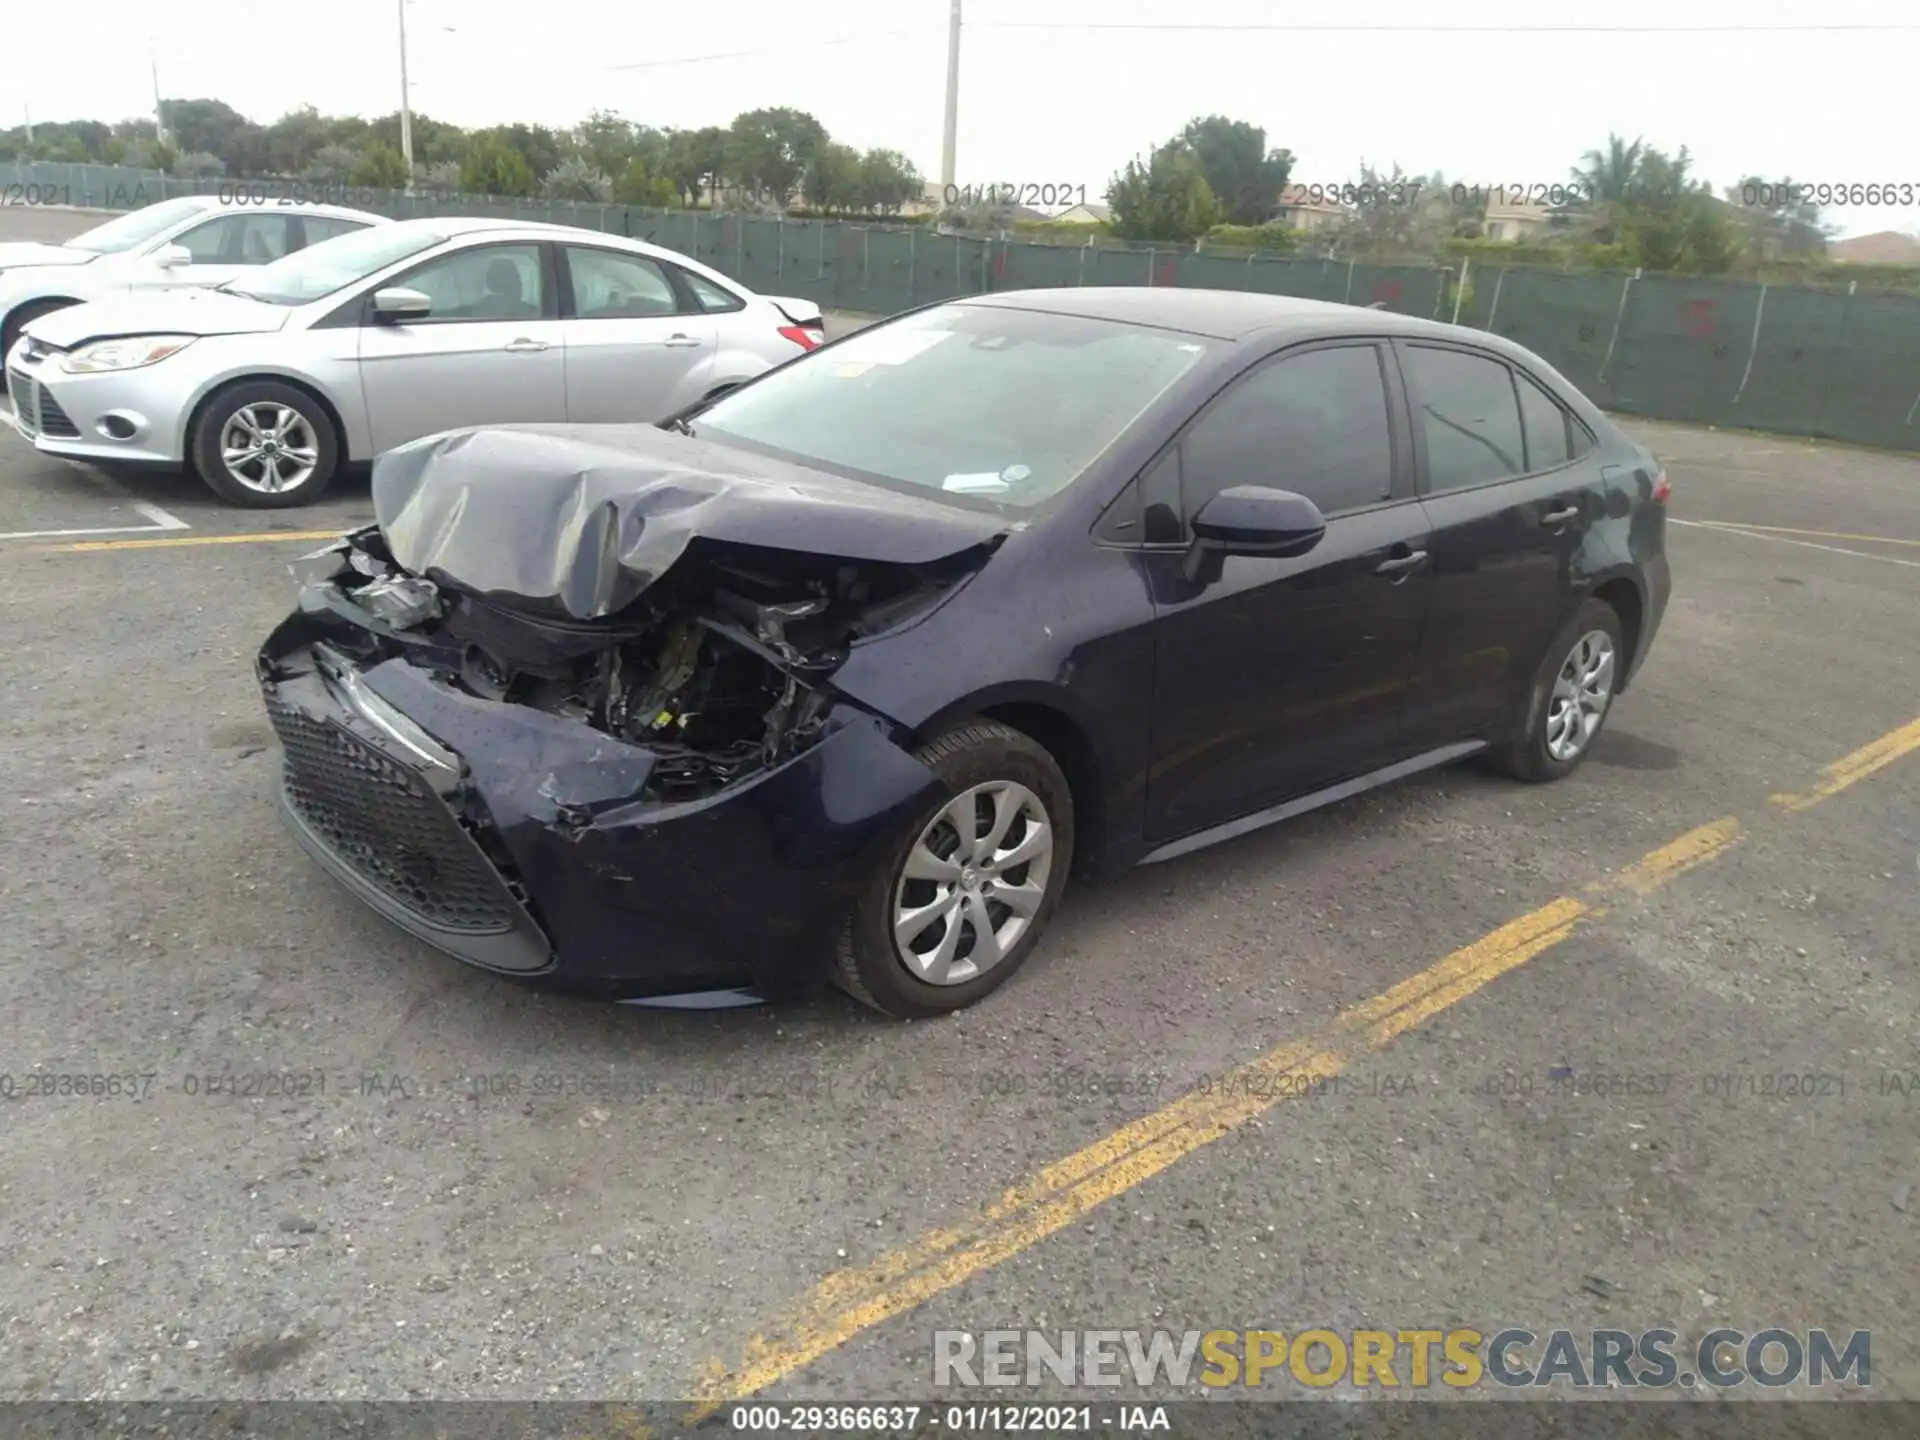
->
297, 526, 984, 804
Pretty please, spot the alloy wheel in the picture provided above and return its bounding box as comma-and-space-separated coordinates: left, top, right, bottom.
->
219, 402, 320, 495
1544, 629, 1616, 762
891, 780, 1055, 986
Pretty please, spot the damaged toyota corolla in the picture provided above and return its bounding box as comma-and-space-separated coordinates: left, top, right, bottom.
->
257, 288, 1669, 1016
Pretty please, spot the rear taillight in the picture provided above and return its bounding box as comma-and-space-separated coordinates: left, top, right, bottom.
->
778, 324, 822, 351
1650, 467, 1671, 504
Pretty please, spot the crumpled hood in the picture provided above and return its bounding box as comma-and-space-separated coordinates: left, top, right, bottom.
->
373, 423, 1014, 621
25, 288, 292, 348
0, 242, 95, 271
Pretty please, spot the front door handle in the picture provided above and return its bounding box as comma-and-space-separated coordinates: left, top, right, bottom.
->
504, 337, 550, 353
1374, 549, 1429, 578
1540, 504, 1580, 527
662, 333, 703, 348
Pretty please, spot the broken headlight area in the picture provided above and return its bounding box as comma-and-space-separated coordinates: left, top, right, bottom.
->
294, 528, 977, 805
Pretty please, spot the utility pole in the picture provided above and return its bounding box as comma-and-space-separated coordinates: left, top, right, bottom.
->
940, 0, 961, 189
22, 104, 31, 147
397, 0, 415, 188
150, 45, 167, 146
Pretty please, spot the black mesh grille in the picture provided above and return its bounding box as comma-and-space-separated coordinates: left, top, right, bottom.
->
37, 386, 78, 438
267, 699, 517, 932
7, 369, 36, 437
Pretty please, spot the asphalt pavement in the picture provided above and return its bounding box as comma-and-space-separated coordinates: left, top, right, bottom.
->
0, 206, 1916, 1411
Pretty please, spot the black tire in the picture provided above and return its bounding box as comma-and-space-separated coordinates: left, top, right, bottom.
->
1489, 596, 1626, 783
2, 298, 76, 361
190, 380, 340, 508
834, 719, 1075, 1018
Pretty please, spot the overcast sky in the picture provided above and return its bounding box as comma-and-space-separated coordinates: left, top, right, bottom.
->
15, 0, 1915, 237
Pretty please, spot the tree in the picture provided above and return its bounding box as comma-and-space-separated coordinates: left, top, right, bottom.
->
661, 128, 717, 207
856, 149, 923, 215
1178, 115, 1293, 226
348, 140, 410, 190
542, 156, 611, 202
612, 157, 677, 207
802, 142, 863, 211
266, 106, 332, 175
1611, 147, 1735, 273
1567, 133, 1645, 242
159, 98, 265, 173
1328, 163, 1465, 260
573, 109, 638, 177
1727, 175, 1834, 261
420, 160, 464, 194
460, 135, 537, 196
173, 151, 226, 179
725, 107, 828, 206
1105, 140, 1219, 242
304, 143, 359, 183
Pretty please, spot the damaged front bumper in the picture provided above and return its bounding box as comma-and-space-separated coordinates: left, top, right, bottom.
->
257, 559, 949, 1002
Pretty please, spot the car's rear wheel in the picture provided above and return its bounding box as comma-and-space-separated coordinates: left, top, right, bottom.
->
1490, 596, 1624, 782
191, 380, 339, 508
835, 720, 1074, 1017
2, 298, 76, 361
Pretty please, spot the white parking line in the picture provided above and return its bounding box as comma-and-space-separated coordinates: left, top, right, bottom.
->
0, 459, 190, 542
1671, 517, 1920, 570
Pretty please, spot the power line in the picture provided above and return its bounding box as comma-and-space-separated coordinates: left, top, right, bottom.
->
605, 29, 927, 73
972, 20, 1919, 31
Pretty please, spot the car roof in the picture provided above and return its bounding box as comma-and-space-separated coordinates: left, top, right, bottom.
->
955, 286, 1480, 345
377, 218, 742, 287
190, 194, 385, 224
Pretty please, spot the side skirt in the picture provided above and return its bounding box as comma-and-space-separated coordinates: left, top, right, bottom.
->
1137, 740, 1487, 866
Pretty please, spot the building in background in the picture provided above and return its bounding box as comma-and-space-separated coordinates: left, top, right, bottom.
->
1270, 185, 1349, 233
1828, 230, 1920, 264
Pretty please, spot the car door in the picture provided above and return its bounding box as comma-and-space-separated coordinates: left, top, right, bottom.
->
356, 240, 568, 455
137, 212, 298, 293
1396, 340, 1613, 743
1141, 340, 1436, 841
554, 244, 717, 423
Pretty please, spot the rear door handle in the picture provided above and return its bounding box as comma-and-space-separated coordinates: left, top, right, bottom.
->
1541, 504, 1580, 526
504, 338, 550, 353
663, 333, 703, 348
1374, 549, 1428, 577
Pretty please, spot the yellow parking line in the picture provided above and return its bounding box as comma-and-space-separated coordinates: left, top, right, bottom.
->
690, 818, 1752, 1409
42, 530, 347, 553
1691, 520, 1920, 548
692, 712, 1920, 1407
1771, 714, 1920, 812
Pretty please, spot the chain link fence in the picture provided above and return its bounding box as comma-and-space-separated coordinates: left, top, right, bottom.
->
9, 161, 1919, 453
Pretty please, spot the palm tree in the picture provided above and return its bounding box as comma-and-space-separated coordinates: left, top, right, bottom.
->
1568, 134, 1645, 242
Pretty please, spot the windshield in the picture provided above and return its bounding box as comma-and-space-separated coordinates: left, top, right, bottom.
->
690, 305, 1214, 507
63, 198, 211, 254
224, 226, 447, 306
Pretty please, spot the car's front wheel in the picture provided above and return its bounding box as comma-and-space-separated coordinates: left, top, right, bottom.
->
835, 720, 1074, 1017
191, 381, 339, 508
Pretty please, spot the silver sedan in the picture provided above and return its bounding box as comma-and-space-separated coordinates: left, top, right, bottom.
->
0, 193, 384, 358
3, 217, 826, 507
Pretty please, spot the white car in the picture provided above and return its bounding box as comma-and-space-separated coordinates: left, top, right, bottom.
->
5, 216, 828, 506
0, 194, 384, 358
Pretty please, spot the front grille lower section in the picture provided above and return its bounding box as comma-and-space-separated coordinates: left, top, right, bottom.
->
6, 368, 36, 437
267, 699, 519, 933
36, 386, 78, 438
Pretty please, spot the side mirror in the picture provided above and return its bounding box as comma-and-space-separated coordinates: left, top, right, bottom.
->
1183, 486, 1327, 584
371, 287, 433, 322
1191, 485, 1327, 555
153, 244, 193, 269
